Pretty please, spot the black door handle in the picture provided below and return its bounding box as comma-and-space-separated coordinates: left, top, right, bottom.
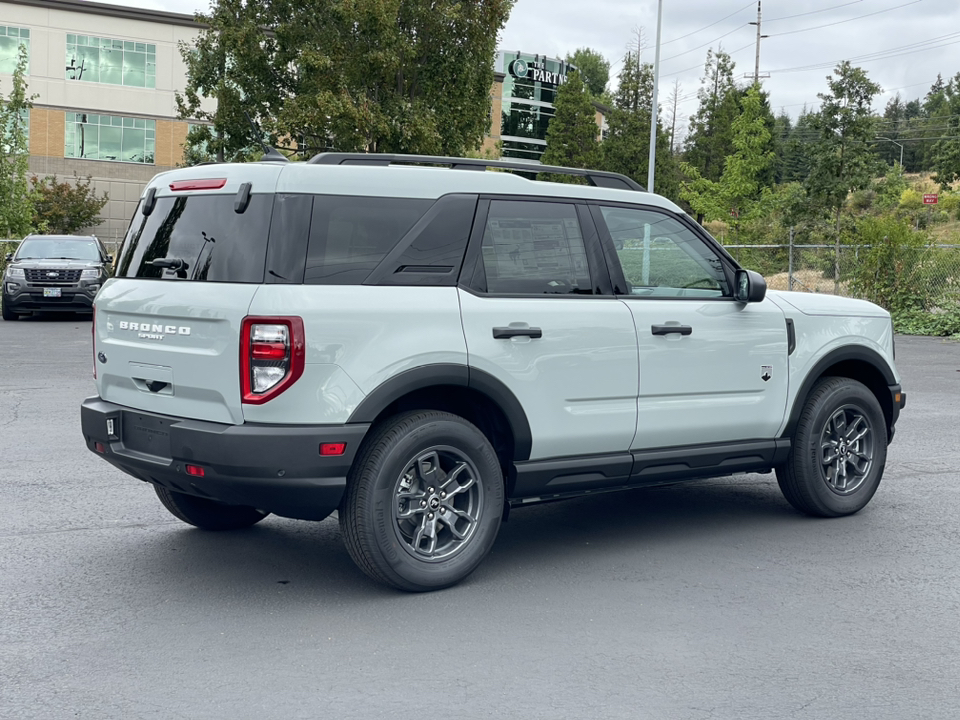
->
493, 326, 543, 339
651, 324, 692, 336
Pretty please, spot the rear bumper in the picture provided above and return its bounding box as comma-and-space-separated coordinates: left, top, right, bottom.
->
81, 396, 369, 521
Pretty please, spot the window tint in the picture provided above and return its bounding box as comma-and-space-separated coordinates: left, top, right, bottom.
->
17, 238, 101, 261
599, 206, 729, 298
480, 200, 592, 295
115, 194, 273, 282
304, 196, 432, 285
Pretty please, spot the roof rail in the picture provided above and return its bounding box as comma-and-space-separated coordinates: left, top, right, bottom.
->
306, 153, 645, 192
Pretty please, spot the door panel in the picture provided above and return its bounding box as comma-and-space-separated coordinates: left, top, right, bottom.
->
459, 292, 638, 460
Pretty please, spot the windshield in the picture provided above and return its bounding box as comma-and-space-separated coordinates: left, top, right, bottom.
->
17, 238, 101, 262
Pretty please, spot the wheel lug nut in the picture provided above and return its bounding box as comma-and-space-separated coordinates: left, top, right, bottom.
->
427, 487, 435, 493
440, 491, 446, 499
428, 513, 434, 520
420, 500, 427, 508
439, 507, 446, 514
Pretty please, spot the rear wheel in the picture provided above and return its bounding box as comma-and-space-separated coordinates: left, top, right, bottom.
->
776, 377, 887, 517
154, 486, 269, 530
340, 411, 504, 592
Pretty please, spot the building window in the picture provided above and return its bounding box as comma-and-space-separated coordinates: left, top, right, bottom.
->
0, 26, 29, 74
65, 112, 155, 164
1, 109, 29, 153
66, 34, 156, 88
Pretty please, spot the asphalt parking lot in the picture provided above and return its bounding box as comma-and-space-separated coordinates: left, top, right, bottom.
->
1, 315, 958, 720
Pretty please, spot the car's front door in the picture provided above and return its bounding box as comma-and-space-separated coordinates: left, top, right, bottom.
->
458, 198, 639, 461
592, 203, 789, 450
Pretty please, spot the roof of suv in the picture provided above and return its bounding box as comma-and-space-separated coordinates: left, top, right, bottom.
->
147, 156, 685, 215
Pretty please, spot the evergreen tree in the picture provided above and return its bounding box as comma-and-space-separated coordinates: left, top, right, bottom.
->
540, 70, 600, 177
0, 43, 34, 238
600, 52, 676, 198
931, 72, 960, 189
683, 48, 741, 183
805, 62, 882, 286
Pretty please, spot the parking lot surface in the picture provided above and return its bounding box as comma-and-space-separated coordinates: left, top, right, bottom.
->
1, 315, 958, 719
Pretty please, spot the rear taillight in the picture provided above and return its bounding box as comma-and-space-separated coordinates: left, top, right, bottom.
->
240, 316, 305, 404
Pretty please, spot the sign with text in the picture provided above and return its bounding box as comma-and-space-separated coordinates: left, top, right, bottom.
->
923, 194, 939, 205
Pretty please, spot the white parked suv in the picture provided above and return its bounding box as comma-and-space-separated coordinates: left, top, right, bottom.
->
81, 153, 906, 591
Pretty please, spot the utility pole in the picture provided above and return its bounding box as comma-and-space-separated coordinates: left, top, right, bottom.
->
647, 0, 663, 193
748, 1, 768, 85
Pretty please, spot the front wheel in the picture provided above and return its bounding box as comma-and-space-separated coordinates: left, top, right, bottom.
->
1, 302, 17, 321
776, 377, 887, 517
154, 486, 269, 530
340, 411, 504, 592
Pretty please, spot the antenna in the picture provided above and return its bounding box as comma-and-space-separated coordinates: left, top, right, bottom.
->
242, 109, 289, 163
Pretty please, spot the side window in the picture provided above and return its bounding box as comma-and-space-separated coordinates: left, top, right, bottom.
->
598, 206, 729, 298
480, 200, 592, 295
304, 196, 432, 285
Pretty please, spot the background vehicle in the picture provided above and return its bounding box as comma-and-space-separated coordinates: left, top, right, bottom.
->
80, 154, 905, 591
3, 234, 111, 320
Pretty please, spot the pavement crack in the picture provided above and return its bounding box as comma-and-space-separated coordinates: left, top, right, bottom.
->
0, 519, 182, 539
0, 393, 23, 429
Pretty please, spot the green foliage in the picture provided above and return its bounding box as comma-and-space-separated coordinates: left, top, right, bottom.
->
565, 47, 610, 99
930, 72, 960, 190
805, 62, 883, 221
684, 49, 741, 183
874, 164, 909, 210
893, 304, 960, 337
680, 85, 774, 228
540, 70, 599, 177
601, 53, 677, 199
29, 175, 109, 234
177, 0, 513, 159
0, 44, 35, 239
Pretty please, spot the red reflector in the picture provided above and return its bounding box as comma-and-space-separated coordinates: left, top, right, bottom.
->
94, 442, 106, 454
185, 464, 205, 477
169, 178, 227, 191
320, 443, 347, 456
251, 342, 288, 360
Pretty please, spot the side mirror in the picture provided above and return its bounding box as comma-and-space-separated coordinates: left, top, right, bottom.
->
735, 269, 767, 303
4, 253, 12, 262
106, 255, 114, 263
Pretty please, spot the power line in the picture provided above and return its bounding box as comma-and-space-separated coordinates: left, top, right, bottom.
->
660, 1, 755, 47
765, 0, 864, 23
661, 23, 750, 63
767, 31, 960, 74
766, 0, 924, 38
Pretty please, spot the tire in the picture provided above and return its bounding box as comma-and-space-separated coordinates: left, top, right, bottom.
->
1, 302, 17, 321
340, 411, 504, 592
776, 377, 887, 518
154, 485, 269, 530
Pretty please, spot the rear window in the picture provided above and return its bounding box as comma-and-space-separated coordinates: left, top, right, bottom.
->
304, 196, 433, 284
115, 194, 273, 282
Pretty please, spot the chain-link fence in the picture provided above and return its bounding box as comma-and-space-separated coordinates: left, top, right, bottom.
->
722, 240, 960, 309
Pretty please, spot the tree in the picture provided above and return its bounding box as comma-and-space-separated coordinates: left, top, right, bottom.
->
0, 43, 34, 238
684, 48, 741, 183
600, 52, 676, 199
805, 62, 882, 288
540, 70, 600, 176
565, 47, 610, 100
30, 175, 108, 234
931, 72, 960, 190
680, 85, 775, 233
178, 0, 514, 159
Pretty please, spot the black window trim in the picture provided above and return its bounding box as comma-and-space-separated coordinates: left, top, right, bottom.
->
588, 200, 741, 301
458, 194, 615, 299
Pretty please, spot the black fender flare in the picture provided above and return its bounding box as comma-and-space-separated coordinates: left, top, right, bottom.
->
783, 344, 897, 439
347, 363, 533, 461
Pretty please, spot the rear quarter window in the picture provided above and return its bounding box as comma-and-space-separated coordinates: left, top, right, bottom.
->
115, 194, 273, 282
304, 196, 433, 284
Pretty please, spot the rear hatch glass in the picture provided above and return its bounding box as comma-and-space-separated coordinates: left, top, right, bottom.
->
115, 194, 273, 282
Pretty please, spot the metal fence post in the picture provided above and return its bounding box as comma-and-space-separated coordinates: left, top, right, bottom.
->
788, 227, 794, 291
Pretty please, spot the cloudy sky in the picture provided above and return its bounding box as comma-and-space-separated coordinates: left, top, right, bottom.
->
103, 0, 960, 130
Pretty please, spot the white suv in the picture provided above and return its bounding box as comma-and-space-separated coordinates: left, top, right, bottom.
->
81, 153, 905, 591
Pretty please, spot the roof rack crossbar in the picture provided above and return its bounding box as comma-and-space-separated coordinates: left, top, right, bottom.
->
306, 153, 645, 191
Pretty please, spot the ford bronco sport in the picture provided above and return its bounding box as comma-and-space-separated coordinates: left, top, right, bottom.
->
81, 153, 905, 591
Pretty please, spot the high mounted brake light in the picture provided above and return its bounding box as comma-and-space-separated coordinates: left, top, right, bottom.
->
240, 316, 305, 404
169, 178, 227, 191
